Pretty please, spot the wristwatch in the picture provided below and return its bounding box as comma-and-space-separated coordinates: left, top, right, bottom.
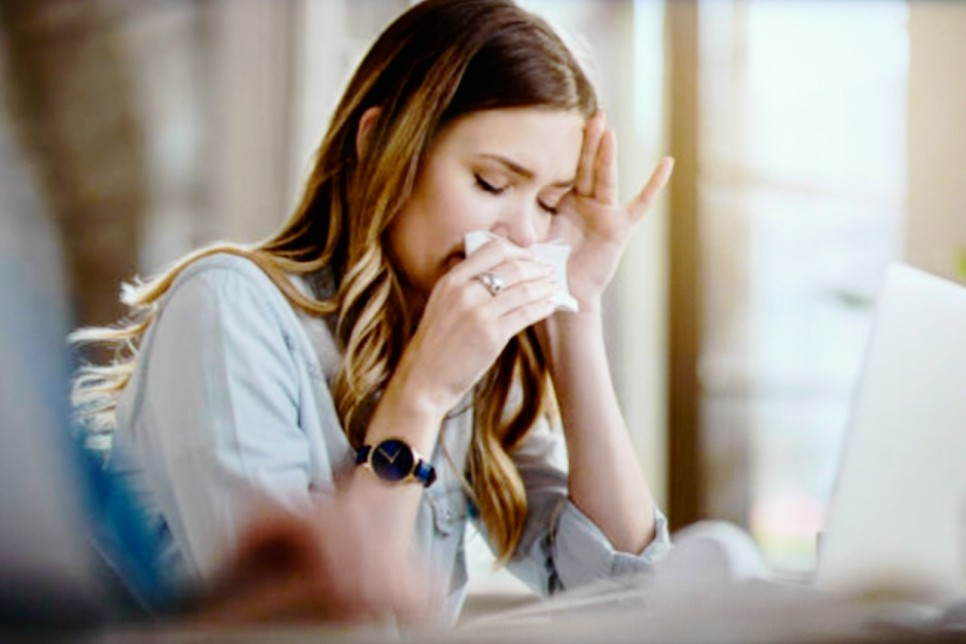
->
356, 438, 437, 488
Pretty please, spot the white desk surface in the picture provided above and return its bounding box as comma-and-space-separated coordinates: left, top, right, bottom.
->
91, 579, 966, 644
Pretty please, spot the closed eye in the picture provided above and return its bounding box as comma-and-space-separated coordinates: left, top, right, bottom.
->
477, 173, 560, 214
475, 174, 507, 195
538, 200, 559, 215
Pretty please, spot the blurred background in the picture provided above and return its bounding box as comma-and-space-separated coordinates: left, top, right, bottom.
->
1, 0, 963, 585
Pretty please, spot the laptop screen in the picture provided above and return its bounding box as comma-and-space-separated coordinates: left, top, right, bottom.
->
815, 264, 966, 602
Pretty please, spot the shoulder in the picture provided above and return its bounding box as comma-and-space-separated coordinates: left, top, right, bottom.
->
153, 251, 341, 379
161, 252, 294, 319
162, 252, 340, 373
170, 252, 279, 295
140, 252, 310, 359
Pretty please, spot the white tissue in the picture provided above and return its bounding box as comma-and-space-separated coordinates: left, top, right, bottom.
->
463, 230, 579, 312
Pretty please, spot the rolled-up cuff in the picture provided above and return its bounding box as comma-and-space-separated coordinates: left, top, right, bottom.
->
554, 501, 671, 590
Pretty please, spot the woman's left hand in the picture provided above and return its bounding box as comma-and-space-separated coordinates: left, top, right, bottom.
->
549, 111, 674, 311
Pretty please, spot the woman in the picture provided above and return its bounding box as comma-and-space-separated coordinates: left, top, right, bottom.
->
72, 0, 673, 624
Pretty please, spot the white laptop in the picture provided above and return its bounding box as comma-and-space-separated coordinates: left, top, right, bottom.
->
454, 262, 966, 643
815, 263, 966, 602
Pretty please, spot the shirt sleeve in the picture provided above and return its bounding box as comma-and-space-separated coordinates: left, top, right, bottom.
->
127, 263, 317, 579
505, 416, 671, 596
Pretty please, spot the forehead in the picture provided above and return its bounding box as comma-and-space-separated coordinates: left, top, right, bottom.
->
430, 107, 585, 180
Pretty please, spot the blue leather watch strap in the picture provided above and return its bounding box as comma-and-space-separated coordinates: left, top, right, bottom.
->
414, 459, 437, 487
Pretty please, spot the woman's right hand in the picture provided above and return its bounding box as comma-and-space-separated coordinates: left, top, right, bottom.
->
391, 238, 559, 421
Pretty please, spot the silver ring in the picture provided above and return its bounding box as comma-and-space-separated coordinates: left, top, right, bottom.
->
475, 272, 505, 297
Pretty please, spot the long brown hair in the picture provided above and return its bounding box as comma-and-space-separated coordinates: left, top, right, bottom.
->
72, 0, 597, 561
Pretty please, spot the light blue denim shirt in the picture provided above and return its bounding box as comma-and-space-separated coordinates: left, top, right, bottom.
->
112, 253, 670, 624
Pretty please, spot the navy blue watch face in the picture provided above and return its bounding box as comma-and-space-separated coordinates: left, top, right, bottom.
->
371, 439, 415, 482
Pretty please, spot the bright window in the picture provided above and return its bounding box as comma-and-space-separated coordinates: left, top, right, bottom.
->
697, 0, 909, 571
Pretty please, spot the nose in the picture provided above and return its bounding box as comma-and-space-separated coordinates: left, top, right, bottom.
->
493, 204, 541, 248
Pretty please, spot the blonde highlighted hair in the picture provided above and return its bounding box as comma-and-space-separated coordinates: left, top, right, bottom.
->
72, 0, 596, 562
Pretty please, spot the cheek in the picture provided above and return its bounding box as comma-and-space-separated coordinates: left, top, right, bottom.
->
385, 200, 461, 292
386, 212, 429, 278
388, 174, 502, 291
416, 184, 498, 254
537, 215, 554, 240
431, 180, 489, 229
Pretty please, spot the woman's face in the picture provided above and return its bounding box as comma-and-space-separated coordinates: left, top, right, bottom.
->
387, 107, 585, 296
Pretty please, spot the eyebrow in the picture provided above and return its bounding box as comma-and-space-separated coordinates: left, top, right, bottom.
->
478, 153, 575, 189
